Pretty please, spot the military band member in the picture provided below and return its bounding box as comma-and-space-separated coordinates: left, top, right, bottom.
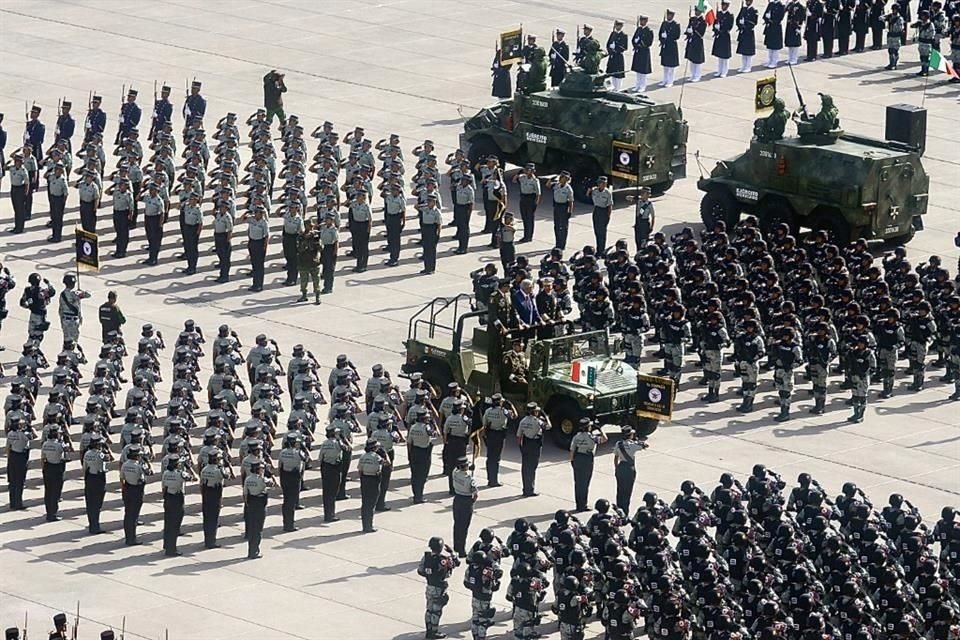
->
660, 10, 682, 86
737, 0, 760, 71
713, 2, 735, 76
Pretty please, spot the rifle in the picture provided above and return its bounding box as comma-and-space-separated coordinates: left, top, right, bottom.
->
787, 62, 808, 118
121, 615, 126, 639
71, 601, 79, 640
22, 612, 27, 640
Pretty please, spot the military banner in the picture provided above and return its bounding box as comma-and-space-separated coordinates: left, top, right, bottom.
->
755, 76, 777, 112
75, 228, 100, 272
610, 140, 640, 180
636, 373, 675, 421
499, 28, 524, 65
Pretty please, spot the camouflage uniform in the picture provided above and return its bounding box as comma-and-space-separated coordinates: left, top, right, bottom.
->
734, 328, 765, 413
905, 309, 937, 390
847, 343, 876, 422
700, 319, 730, 402
805, 332, 837, 414
662, 312, 692, 383
874, 316, 904, 398
771, 337, 804, 421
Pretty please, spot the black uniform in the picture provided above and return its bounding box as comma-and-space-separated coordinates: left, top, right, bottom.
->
737, 4, 761, 54
549, 38, 570, 86
764, 0, 787, 49
660, 20, 682, 66
606, 29, 629, 77
713, 10, 736, 58
685, 16, 708, 62
632, 25, 655, 73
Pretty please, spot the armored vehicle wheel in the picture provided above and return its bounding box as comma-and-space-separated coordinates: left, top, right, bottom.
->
700, 188, 739, 229
548, 398, 585, 449
758, 198, 798, 236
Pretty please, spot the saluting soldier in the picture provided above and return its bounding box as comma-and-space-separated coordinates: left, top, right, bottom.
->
140, 183, 166, 266
451, 456, 478, 557
569, 418, 607, 512
199, 447, 226, 548
77, 170, 101, 233
6, 416, 33, 510
82, 432, 110, 534
161, 457, 187, 556
420, 193, 442, 275
120, 445, 147, 545
547, 171, 574, 250
358, 439, 389, 533
513, 163, 541, 243
772, 328, 804, 422
278, 431, 306, 532
517, 402, 551, 497
606, 20, 629, 90
281, 203, 305, 285
914, 10, 937, 76
181, 193, 203, 275
660, 9, 683, 86
587, 176, 613, 254
613, 427, 648, 512
240, 206, 269, 292
41, 426, 68, 521
243, 460, 269, 559
407, 413, 439, 503
7, 155, 30, 234
58, 272, 88, 342
481, 394, 515, 488
737, 0, 760, 71
549, 29, 570, 86
847, 335, 876, 423
713, 2, 736, 76
885, 4, 905, 69
418, 537, 459, 639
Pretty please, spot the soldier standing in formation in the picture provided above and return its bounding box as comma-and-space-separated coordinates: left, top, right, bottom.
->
358, 438, 389, 533
40, 427, 68, 522
631, 16, 655, 91
547, 171, 574, 250
451, 456, 478, 557
481, 393, 515, 488
517, 402, 551, 497
58, 272, 89, 343
317, 427, 343, 520
605, 20, 629, 91
82, 432, 111, 534
513, 163, 540, 243
764, 0, 787, 66
685, 7, 709, 82
120, 445, 147, 545
569, 418, 607, 512
161, 457, 187, 556
278, 431, 306, 532
296, 218, 321, 305
243, 459, 269, 558
885, 4, 906, 68
713, 1, 735, 77
659, 10, 682, 86
785, 0, 805, 64
737, 0, 760, 71
549, 29, 570, 87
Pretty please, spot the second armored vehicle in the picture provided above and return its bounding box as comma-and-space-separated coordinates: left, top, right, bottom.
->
461, 70, 689, 202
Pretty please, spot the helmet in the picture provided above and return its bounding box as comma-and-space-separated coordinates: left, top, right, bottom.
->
428, 537, 444, 553
842, 482, 858, 497
562, 576, 580, 591
752, 464, 766, 478
595, 498, 610, 513
719, 472, 734, 488
797, 473, 812, 487
681, 480, 696, 495
889, 493, 904, 508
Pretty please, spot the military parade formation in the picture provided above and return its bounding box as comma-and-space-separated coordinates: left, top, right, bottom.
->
0, 1, 958, 637
494, 0, 960, 97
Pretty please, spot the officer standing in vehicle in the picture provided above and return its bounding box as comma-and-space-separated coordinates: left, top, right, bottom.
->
569, 418, 607, 512
481, 394, 516, 487
358, 439, 389, 533
161, 457, 186, 556
451, 456, 478, 557
244, 460, 270, 559
199, 448, 226, 548
517, 402, 551, 497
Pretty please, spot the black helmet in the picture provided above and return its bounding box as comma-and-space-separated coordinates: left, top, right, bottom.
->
595, 498, 610, 513
681, 480, 696, 495
842, 482, 857, 497
889, 493, 904, 508
562, 575, 580, 591
752, 464, 766, 478
428, 536, 444, 553
719, 472, 734, 488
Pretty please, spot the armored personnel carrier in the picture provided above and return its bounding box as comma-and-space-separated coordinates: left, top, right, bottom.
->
698, 101, 929, 245
461, 70, 689, 203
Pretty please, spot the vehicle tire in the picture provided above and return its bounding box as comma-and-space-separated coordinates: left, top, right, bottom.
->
571, 161, 601, 204
422, 361, 454, 397
757, 197, 798, 236
467, 136, 503, 170
700, 188, 739, 229
547, 398, 585, 450
809, 208, 852, 246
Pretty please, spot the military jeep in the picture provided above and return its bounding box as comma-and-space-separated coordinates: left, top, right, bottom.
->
401, 294, 660, 448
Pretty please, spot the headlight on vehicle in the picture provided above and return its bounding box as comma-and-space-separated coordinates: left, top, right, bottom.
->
611, 397, 620, 409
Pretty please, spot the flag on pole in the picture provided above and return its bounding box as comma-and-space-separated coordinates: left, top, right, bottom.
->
929, 49, 958, 79
696, 0, 717, 25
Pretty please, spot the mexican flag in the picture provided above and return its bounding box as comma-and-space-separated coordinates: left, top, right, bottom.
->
930, 49, 959, 79
697, 0, 717, 25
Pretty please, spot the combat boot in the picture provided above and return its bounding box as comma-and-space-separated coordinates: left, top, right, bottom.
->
951, 382, 960, 401
297, 293, 308, 302
847, 399, 865, 423
880, 378, 894, 399
909, 372, 924, 391
809, 396, 825, 414
314, 291, 321, 306
774, 403, 791, 422
940, 368, 957, 383
736, 397, 754, 413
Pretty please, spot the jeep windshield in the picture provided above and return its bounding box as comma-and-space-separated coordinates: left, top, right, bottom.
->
543, 331, 610, 365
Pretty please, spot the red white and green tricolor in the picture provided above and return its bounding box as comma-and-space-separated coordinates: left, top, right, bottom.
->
697, 0, 717, 25
930, 50, 958, 79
